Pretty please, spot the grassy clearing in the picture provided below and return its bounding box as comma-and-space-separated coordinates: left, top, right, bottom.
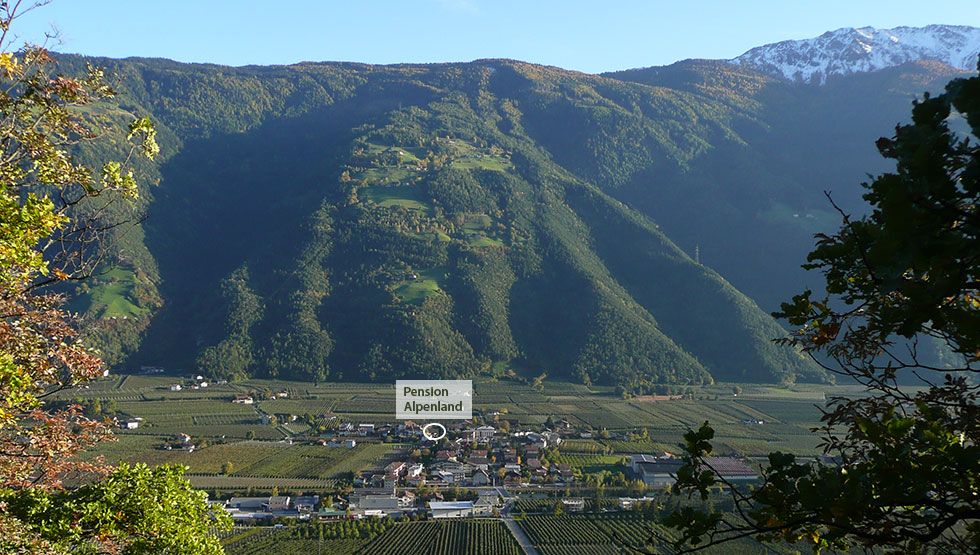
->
461, 214, 506, 247
364, 142, 423, 163
435, 137, 513, 172
466, 235, 506, 247
360, 185, 431, 214
451, 155, 513, 171
68, 267, 147, 318
358, 166, 421, 185
393, 267, 447, 304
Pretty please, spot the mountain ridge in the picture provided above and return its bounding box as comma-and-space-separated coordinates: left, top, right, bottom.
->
53, 34, 971, 388
730, 24, 980, 84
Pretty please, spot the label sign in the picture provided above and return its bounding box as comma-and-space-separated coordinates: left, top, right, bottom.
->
396, 380, 472, 420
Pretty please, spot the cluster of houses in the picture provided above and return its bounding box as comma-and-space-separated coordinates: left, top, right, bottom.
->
341, 424, 578, 490
232, 390, 288, 405
162, 432, 196, 453
217, 451, 759, 522
210, 418, 762, 524
166, 374, 229, 392
219, 490, 505, 521
223, 495, 321, 520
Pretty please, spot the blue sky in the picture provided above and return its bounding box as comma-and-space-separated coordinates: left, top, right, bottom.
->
13, 0, 980, 73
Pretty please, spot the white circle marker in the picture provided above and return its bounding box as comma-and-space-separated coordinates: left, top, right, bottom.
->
422, 422, 447, 441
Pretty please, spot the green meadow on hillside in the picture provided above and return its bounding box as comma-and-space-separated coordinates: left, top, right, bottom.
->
68, 268, 149, 319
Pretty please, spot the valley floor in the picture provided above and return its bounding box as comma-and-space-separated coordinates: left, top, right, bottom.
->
64, 375, 865, 554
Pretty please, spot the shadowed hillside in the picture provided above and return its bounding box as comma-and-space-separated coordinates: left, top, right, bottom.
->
52, 54, 965, 389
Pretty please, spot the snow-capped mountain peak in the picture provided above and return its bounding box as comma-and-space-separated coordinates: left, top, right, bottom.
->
731, 25, 980, 84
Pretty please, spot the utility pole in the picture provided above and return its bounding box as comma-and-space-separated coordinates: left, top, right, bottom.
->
695, 245, 700, 265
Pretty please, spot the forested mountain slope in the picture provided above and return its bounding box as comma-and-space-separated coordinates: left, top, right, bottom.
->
53, 52, 963, 390
604, 59, 969, 312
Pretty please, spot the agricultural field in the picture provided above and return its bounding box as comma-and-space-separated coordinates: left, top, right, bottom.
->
551, 454, 623, 474
120, 441, 401, 489
549, 439, 607, 454
130, 441, 285, 474
518, 513, 666, 553
225, 519, 390, 554
359, 520, 521, 555
68, 374, 867, 492
518, 514, 795, 555
110, 398, 281, 440
234, 443, 372, 479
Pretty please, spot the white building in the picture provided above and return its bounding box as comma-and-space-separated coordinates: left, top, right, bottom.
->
265, 496, 291, 512
473, 496, 495, 516
473, 426, 495, 442
407, 463, 424, 478
618, 497, 658, 510
397, 490, 416, 508
123, 419, 140, 429
430, 501, 474, 518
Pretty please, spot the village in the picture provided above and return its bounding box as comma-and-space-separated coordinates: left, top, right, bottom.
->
96, 375, 770, 525
205, 413, 758, 523
76, 372, 839, 552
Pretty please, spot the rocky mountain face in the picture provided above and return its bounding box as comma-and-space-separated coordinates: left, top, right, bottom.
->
731, 25, 980, 83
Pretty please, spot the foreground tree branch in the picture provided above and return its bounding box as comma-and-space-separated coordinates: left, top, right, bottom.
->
0, 2, 229, 552
664, 57, 980, 554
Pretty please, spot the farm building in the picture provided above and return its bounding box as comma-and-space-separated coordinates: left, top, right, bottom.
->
265, 496, 291, 511
704, 457, 759, 482
317, 508, 348, 521
618, 497, 658, 510
351, 493, 399, 511
122, 418, 142, 429
430, 501, 474, 518
633, 457, 684, 487
293, 496, 319, 513
473, 496, 495, 516
632, 454, 757, 487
